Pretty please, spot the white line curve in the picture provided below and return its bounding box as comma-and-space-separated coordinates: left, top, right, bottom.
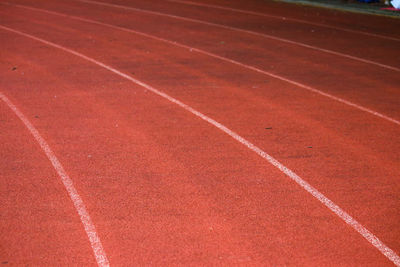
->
0, 93, 110, 267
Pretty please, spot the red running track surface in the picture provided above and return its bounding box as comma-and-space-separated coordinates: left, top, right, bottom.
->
0, 0, 399, 265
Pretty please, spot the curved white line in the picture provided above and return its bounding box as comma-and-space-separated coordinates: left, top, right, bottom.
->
166, 0, 400, 42
0, 24, 398, 266
0, 93, 110, 267
77, 0, 400, 72
6, 3, 400, 126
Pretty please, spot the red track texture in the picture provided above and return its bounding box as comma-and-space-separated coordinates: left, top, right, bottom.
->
0, 0, 399, 265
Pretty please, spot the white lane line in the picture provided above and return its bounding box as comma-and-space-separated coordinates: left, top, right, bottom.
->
166, 0, 400, 42
77, 0, 400, 72
1, 24, 399, 266
0, 92, 110, 267
5, 2, 400, 126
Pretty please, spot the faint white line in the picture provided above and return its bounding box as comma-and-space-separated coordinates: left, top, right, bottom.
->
0, 92, 110, 267
166, 0, 400, 42
77, 0, 400, 72
5, 2, 399, 126
0, 25, 398, 265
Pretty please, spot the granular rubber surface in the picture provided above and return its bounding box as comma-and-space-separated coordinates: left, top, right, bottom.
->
0, 0, 399, 265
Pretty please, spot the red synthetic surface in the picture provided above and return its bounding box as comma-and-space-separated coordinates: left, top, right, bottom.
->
0, 0, 399, 265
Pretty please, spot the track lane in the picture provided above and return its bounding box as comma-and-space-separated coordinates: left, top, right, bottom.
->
3, 1, 400, 124
75, 0, 400, 70
164, 0, 400, 40
0, 3, 400, 264
0, 27, 397, 266
0, 95, 99, 265
166, 0, 400, 42
1, 1, 399, 265
2, 6, 399, 164
0, 92, 110, 266
3, 0, 395, 224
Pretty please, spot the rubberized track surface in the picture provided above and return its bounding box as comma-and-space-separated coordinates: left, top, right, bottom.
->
0, 0, 399, 265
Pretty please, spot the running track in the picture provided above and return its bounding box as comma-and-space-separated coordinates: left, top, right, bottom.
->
0, 0, 399, 265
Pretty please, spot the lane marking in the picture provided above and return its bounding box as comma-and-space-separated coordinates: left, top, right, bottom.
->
5, 2, 400, 126
1, 25, 399, 266
77, 0, 400, 72
0, 93, 110, 267
166, 0, 400, 42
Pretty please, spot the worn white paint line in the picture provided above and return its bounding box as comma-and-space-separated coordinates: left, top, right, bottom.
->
0, 92, 110, 267
1, 25, 399, 265
166, 0, 400, 42
77, 0, 400, 72
5, 2, 400, 126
